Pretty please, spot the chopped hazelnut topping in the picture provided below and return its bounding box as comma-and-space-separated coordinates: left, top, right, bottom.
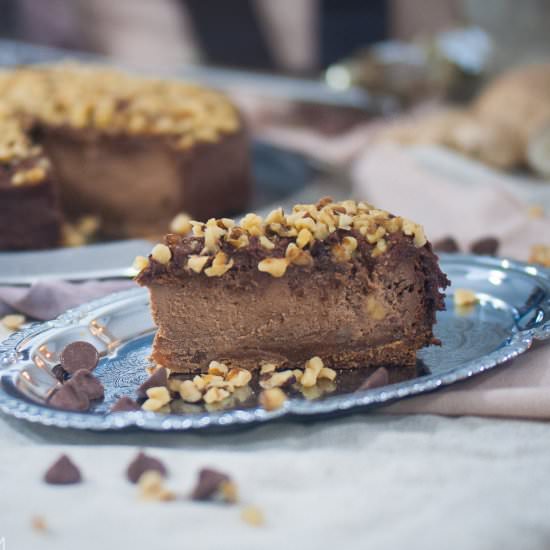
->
241, 506, 265, 527
132, 255, 149, 273
31, 515, 48, 532
296, 228, 313, 248
454, 289, 478, 307
203, 387, 230, 404
527, 205, 544, 219
319, 367, 337, 381
138, 470, 175, 501
187, 255, 210, 273
204, 251, 234, 277
259, 388, 287, 411
259, 235, 275, 250
301, 356, 324, 387
142, 386, 172, 412
151, 243, 172, 265
292, 369, 304, 383
258, 257, 289, 278
260, 370, 295, 389
529, 244, 550, 267
226, 367, 252, 387
1, 313, 26, 331
170, 213, 192, 234
260, 362, 277, 375
193, 375, 207, 390
265, 207, 285, 225
179, 380, 203, 403
208, 360, 228, 377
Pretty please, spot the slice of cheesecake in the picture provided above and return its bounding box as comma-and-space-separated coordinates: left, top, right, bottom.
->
136, 198, 449, 373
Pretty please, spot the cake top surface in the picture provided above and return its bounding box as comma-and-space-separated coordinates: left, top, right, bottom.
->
0, 62, 240, 186
135, 197, 429, 283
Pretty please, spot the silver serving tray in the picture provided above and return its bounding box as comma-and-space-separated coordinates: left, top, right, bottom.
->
0, 254, 549, 431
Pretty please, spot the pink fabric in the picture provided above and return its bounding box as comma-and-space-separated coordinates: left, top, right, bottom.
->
351, 143, 550, 419
0, 280, 135, 321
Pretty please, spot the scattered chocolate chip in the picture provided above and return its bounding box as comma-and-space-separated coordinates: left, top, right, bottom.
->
357, 367, 389, 391
49, 383, 90, 411
52, 364, 67, 383
111, 396, 141, 412
470, 237, 499, 256
71, 369, 104, 401
433, 236, 460, 253
44, 454, 82, 485
137, 367, 168, 398
127, 451, 168, 483
60, 341, 99, 374
191, 468, 231, 501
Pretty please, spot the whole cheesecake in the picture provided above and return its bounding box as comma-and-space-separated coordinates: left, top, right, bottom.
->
0, 64, 250, 250
136, 198, 449, 373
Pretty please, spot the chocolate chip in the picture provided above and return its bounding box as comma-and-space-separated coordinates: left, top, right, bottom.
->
52, 364, 67, 383
71, 369, 104, 401
191, 468, 231, 501
137, 367, 168, 398
111, 396, 141, 412
44, 454, 82, 485
357, 367, 389, 391
126, 451, 167, 483
60, 341, 99, 374
470, 237, 499, 256
49, 383, 90, 411
433, 236, 460, 253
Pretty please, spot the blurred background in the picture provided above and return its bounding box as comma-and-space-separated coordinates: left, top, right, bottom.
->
1, 0, 550, 262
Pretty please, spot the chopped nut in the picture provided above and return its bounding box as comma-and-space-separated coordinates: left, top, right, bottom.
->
204, 251, 234, 277
529, 244, 550, 267
301, 356, 324, 387
292, 369, 304, 383
151, 243, 171, 265
1, 313, 26, 331
179, 380, 203, 403
208, 360, 228, 377
260, 362, 277, 375
527, 205, 544, 219
138, 470, 175, 501
241, 506, 265, 527
220, 480, 239, 503
203, 220, 226, 253
142, 386, 172, 411
226, 367, 252, 387
31, 515, 48, 533
240, 213, 264, 236
260, 370, 295, 389
296, 228, 313, 248
187, 255, 210, 273
259, 235, 275, 250
170, 213, 192, 234
265, 208, 285, 225
132, 255, 149, 272
193, 375, 207, 390
259, 388, 287, 411
190, 221, 205, 237
258, 257, 288, 278
285, 243, 313, 267
454, 288, 478, 307
319, 367, 337, 381
203, 387, 230, 404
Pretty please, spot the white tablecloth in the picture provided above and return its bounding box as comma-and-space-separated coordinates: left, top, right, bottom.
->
2, 412, 550, 550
